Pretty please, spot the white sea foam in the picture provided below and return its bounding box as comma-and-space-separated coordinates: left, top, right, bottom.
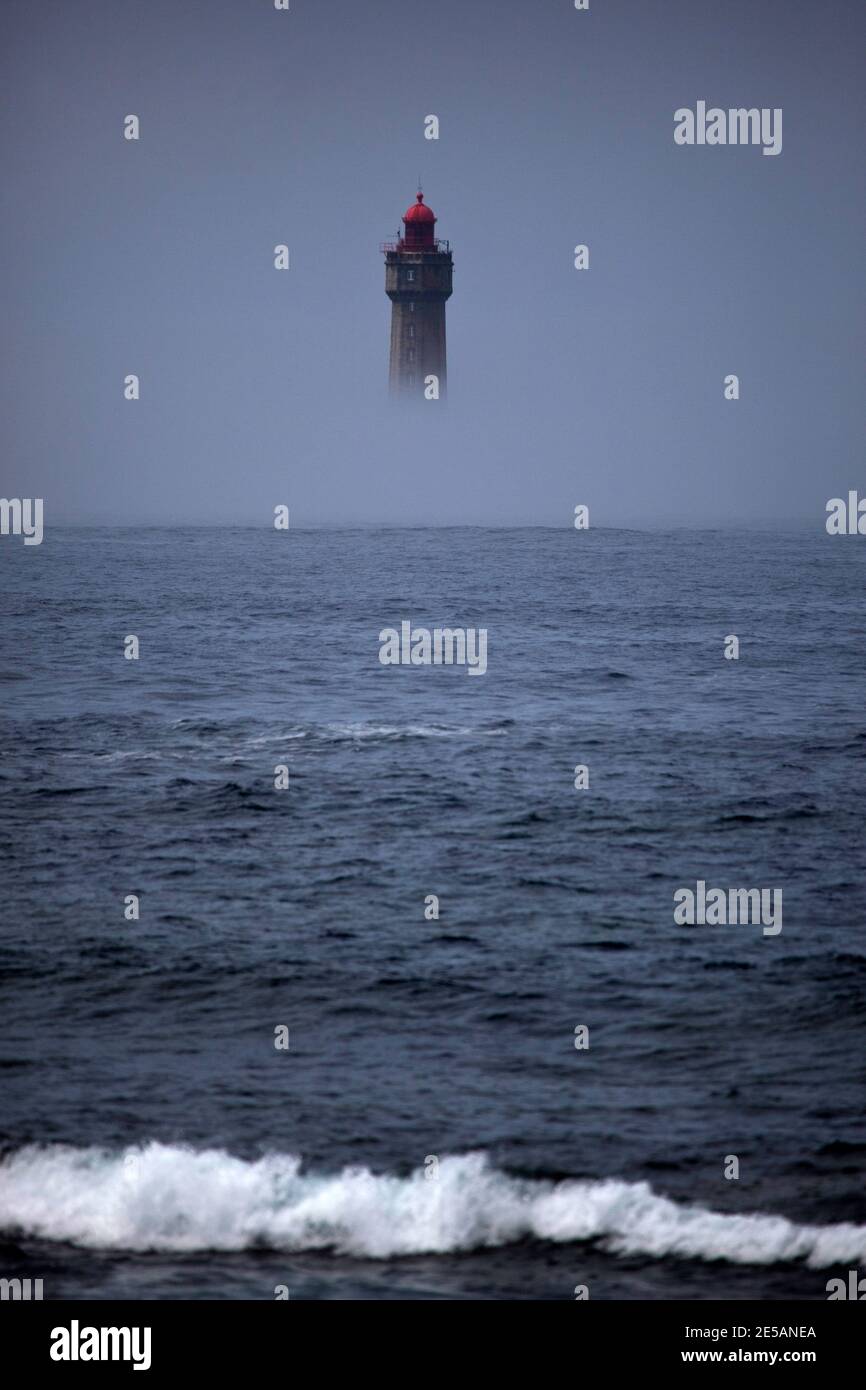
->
337, 724, 443, 740
323, 722, 506, 741
1, 1145, 864, 1264
235, 723, 507, 749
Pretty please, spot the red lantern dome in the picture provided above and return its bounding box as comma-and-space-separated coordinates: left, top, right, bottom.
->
403, 191, 436, 224
402, 191, 436, 248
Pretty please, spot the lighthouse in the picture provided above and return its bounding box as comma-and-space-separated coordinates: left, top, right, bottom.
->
382, 191, 453, 398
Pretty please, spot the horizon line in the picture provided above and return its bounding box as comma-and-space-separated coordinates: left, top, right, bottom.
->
30, 518, 823, 531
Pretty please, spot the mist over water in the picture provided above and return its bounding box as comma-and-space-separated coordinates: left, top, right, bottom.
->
2, 0, 863, 526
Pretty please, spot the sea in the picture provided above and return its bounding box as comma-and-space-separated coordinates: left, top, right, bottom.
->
1, 525, 864, 1300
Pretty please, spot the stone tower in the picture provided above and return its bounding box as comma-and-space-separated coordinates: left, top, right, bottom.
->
382, 191, 453, 398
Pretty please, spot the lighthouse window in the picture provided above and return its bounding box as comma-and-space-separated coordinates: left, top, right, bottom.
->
409, 301, 415, 312
408, 323, 415, 338
407, 348, 415, 362
406, 269, 415, 282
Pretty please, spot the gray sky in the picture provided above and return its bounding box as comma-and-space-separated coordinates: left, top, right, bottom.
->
2, 0, 863, 525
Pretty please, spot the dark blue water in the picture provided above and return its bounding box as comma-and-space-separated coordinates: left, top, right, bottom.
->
1, 526, 865, 1299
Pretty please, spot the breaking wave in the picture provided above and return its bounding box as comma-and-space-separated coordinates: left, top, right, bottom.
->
1, 1145, 865, 1264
